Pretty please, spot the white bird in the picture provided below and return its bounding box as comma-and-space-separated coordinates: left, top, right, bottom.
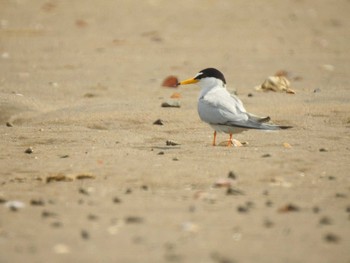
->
177, 68, 291, 146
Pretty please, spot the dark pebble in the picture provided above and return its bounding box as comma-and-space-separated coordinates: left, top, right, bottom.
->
24, 147, 33, 154
211, 252, 236, 263
161, 101, 180, 108
346, 206, 350, 213
158, 151, 165, 155
262, 190, 269, 196
79, 188, 90, 195
0, 197, 7, 204
237, 205, 249, 213
87, 214, 98, 221
51, 221, 62, 228
319, 216, 332, 225
6, 122, 13, 127
172, 157, 179, 161
247, 93, 253, 97
125, 188, 132, 194
335, 193, 347, 198
324, 233, 340, 243
166, 140, 179, 146
226, 187, 244, 196
113, 197, 122, 204
263, 219, 274, 228
265, 200, 273, 207
312, 206, 321, 213
278, 203, 299, 213
328, 176, 336, 180
313, 88, 321, 93
42, 210, 57, 218
81, 230, 90, 240
125, 216, 144, 224
227, 171, 237, 180
30, 199, 45, 206
245, 201, 255, 208
141, 185, 149, 191
319, 148, 328, 152
153, 119, 164, 125
261, 153, 271, 158
60, 155, 69, 158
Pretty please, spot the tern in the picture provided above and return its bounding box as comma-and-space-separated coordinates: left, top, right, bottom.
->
177, 68, 291, 146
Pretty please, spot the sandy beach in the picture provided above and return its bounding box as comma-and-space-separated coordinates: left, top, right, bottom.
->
1, 1, 350, 262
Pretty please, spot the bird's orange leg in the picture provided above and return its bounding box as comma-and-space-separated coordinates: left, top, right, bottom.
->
212, 131, 217, 146
227, 133, 233, 147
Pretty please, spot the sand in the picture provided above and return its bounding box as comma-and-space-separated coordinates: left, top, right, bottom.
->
1, 1, 350, 262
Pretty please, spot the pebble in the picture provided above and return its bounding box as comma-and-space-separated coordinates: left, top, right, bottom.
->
227, 171, 237, 180
79, 187, 90, 196
24, 147, 33, 154
53, 244, 70, 254
113, 197, 122, 203
81, 229, 90, 240
166, 140, 179, 146
335, 193, 347, 198
261, 153, 271, 158
42, 210, 57, 218
278, 203, 299, 213
6, 122, 13, 127
324, 233, 340, 243
153, 119, 164, 125
312, 206, 320, 213
30, 199, 45, 206
265, 200, 273, 207
237, 205, 249, 213
158, 151, 165, 155
346, 206, 350, 213
5, 200, 25, 211
226, 187, 244, 196
125, 188, 132, 194
161, 101, 180, 108
141, 185, 149, 191
51, 221, 62, 228
319, 216, 332, 225
87, 214, 98, 221
125, 216, 144, 224
319, 148, 328, 152
161, 75, 178, 88
263, 218, 274, 228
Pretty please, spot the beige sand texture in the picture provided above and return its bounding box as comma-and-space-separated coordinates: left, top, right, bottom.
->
1, 0, 350, 262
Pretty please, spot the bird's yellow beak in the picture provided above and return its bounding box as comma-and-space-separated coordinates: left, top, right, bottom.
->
177, 78, 199, 86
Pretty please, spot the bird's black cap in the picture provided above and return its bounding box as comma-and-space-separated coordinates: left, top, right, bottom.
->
194, 68, 226, 84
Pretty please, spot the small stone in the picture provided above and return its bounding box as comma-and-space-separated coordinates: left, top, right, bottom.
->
161, 101, 181, 108
5, 200, 25, 211
261, 153, 271, 158
125, 188, 132, 194
113, 197, 122, 203
60, 154, 69, 158
51, 221, 62, 228
53, 244, 70, 254
263, 219, 274, 228
312, 206, 320, 213
79, 188, 90, 196
346, 206, 350, 213
87, 214, 98, 221
166, 140, 179, 146
319, 216, 332, 225
6, 122, 13, 127
141, 185, 149, 191
161, 76, 178, 88
172, 157, 179, 161
278, 203, 299, 213
328, 176, 336, 180
227, 171, 237, 180
153, 119, 164, 125
24, 147, 33, 154
324, 233, 340, 243
237, 205, 249, 213
247, 93, 253, 97
265, 200, 273, 207
319, 148, 328, 152
125, 216, 144, 224
226, 187, 244, 196
335, 193, 347, 198
30, 199, 45, 206
158, 151, 164, 155
313, 88, 321, 93
42, 210, 57, 218
81, 230, 90, 240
